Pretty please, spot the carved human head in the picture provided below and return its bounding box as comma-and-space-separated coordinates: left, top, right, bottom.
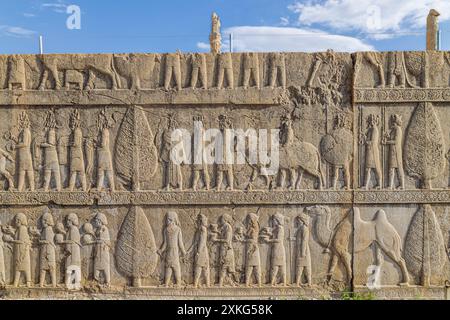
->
197, 213, 208, 227
390, 114, 402, 127
219, 213, 232, 225
296, 213, 310, 227
246, 213, 259, 228
66, 213, 79, 227
166, 211, 180, 226
41, 212, 54, 227
82, 222, 94, 235
94, 212, 108, 227
366, 114, 379, 127
272, 213, 284, 226
14, 212, 28, 227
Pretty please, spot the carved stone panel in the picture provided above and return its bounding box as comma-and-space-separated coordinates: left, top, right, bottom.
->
0, 51, 448, 299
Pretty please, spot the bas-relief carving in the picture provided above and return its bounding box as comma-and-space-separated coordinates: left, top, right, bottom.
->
0, 51, 448, 299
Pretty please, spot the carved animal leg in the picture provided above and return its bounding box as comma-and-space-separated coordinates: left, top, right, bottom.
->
379, 245, 410, 285
295, 169, 304, 190
200, 65, 208, 89
164, 67, 172, 90
327, 254, 339, 284
216, 171, 223, 191
38, 70, 49, 90
174, 65, 182, 91
217, 68, 224, 89
1, 170, 15, 190
192, 171, 200, 191
333, 167, 339, 190
398, 167, 405, 190
377, 64, 385, 88
54, 169, 62, 191
225, 68, 234, 88
50, 66, 61, 90
80, 173, 87, 191
364, 168, 372, 189
68, 172, 77, 191
343, 164, 351, 190
190, 67, 199, 88
279, 66, 286, 89
226, 169, 233, 190
243, 68, 251, 89
253, 68, 260, 89
13, 271, 21, 287
269, 67, 277, 88
278, 169, 286, 189
289, 168, 296, 190
336, 248, 352, 283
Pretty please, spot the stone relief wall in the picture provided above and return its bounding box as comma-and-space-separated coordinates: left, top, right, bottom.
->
0, 51, 448, 299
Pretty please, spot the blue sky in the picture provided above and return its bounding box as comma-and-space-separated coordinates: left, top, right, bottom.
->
0, 0, 449, 54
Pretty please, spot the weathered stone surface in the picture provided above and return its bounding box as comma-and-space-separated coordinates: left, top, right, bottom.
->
0, 49, 448, 300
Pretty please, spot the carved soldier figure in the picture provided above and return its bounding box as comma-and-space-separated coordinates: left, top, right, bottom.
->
8, 213, 32, 287
216, 115, 234, 191
242, 53, 260, 89
186, 213, 210, 288
161, 115, 185, 191
64, 213, 81, 289
268, 52, 286, 89
384, 114, 405, 190
0, 147, 14, 190
158, 211, 186, 287
362, 114, 382, 190
244, 213, 261, 287
192, 116, 210, 191
215, 214, 237, 287
164, 51, 182, 91
15, 112, 35, 191
93, 212, 111, 286
96, 123, 115, 191
295, 213, 311, 286
38, 211, 57, 287
41, 111, 61, 191
68, 110, 87, 191
268, 213, 286, 286
216, 52, 234, 89
190, 53, 208, 89
209, 12, 221, 55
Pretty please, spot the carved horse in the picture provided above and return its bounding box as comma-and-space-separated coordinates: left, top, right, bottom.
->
305, 205, 410, 286
38, 54, 119, 90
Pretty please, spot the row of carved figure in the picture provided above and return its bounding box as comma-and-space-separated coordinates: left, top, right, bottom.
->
4, 205, 444, 289
0, 211, 110, 288
4, 52, 287, 91
2, 107, 446, 191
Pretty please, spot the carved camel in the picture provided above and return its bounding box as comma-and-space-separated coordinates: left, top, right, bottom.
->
305, 205, 410, 286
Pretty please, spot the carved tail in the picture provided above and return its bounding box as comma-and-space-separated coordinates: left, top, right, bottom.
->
402, 52, 419, 89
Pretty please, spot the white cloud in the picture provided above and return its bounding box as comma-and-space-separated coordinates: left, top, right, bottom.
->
197, 26, 374, 52
0, 26, 36, 37
41, 2, 67, 14
23, 13, 36, 18
289, 0, 450, 38
280, 17, 290, 26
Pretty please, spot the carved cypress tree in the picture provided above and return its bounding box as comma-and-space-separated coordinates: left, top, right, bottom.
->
115, 206, 158, 287
404, 102, 445, 188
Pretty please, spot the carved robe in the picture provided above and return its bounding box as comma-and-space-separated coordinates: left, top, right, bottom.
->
219, 223, 235, 271
14, 225, 31, 272
193, 225, 209, 268
94, 226, 110, 272
97, 128, 113, 172
162, 224, 184, 269
65, 226, 81, 267
40, 226, 56, 271
17, 128, 33, 171
161, 129, 183, 187
365, 126, 380, 169
70, 127, 85, 173
295, 225, 311, 268
271, 225, 286, 267
42, 129, 59, 171
388, 125, 403, 169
